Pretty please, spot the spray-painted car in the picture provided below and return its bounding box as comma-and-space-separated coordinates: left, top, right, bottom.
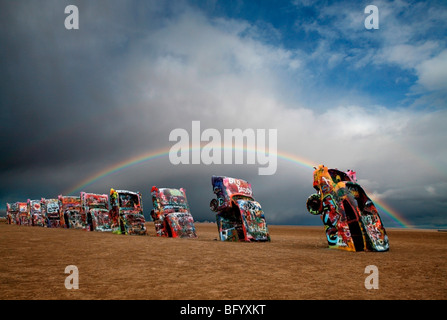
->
16, 202, 31, 225
6, 202, 19, 224
27, 199, 46, 227
42, 198, 63, 228
306, 164, 389, 252
150, 186, 197, 238
209, 175, 270, 242
59, 195, 83, 229
110, 189, 147, 235
80, 192, 112, 232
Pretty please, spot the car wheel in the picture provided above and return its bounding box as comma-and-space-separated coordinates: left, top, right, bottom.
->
210, 199, 218, 212
306, 194, 322, 215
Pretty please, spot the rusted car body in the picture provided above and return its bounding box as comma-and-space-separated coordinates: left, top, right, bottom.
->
59, 195, 83, 229
6, 202, 19, 225
209, 175, 270, 242
16, 202, 31, 226
80, 192, 112, 231
27, 199, 46, 227
150, 186, 197, 238
109, 189, 147, 235
42, 198, 63, 228
306, 165, 389, 252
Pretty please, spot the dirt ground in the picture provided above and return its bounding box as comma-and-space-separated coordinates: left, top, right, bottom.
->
0, 221, 446, 300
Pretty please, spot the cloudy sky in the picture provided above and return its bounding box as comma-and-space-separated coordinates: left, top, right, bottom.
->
1, 0, 446, 229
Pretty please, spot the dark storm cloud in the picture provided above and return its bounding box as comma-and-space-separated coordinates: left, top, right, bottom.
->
1, 1, 127, 169
0, 1, 175, 208
0, 2, 196, 206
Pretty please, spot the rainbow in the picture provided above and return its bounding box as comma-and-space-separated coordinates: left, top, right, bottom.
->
64, 147, 317, 195
372, 198, 413, 228
64, 146, 412, 228
64, 147, 170, 195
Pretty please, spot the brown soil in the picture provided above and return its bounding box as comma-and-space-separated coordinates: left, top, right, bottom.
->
0, 221, 445, 300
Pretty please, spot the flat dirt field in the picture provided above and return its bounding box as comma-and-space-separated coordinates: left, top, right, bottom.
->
0, 221, 446, 300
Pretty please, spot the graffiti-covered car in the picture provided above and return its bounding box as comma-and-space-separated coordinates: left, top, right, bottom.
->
150, 186, 197, 238
209, 175, 271, 242
6, 202, 19, 224
16, 202, 31, 225
110, 189, 147, 235
306, 164, 389, 252
59, 195, 83, 229
42, 198, 63, 228
81, 192, 112, 232
27, 199, 46, 227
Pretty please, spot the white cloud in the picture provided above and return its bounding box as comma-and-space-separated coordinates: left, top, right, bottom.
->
416, 49, 447, 92
377, 41, 441, 70
291, 0, 447, 109
121, 7, 447, 192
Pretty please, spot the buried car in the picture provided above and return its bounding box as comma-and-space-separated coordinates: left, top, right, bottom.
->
150, 186, 197, 238
109, 189, 147, 235
59, 195, 83, 229
80, 192, 112, 232
306, 165, 389, 252
6, 202, 19, 225
27, 199, 46, 227
42, 198, 63, 228
209, 175, 270, 242
17, 201, 31, 226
